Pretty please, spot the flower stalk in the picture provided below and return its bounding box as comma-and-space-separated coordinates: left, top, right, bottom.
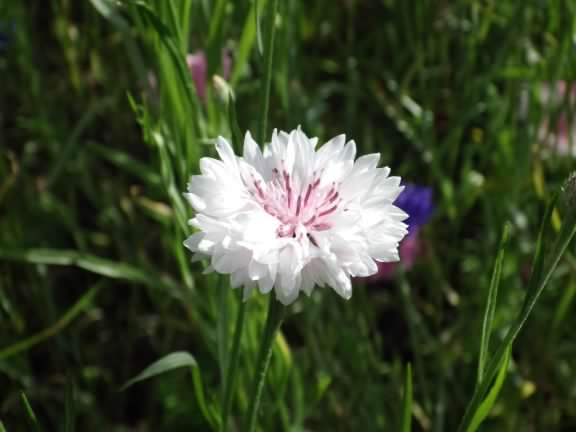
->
245, 296, 286, 432
258, 0, 279, 144
220, 291, 247, 432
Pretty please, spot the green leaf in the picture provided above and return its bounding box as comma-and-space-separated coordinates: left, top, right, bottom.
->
0, 286, 99, 360
458, 184, 576, 432
401, 363, 413, 432
120, 351, 198, 391
65, 374, 76, 432
88, 0, 129, 30
46, 98, 114, 187
130, 1, 201, 136
0, 248, 181, 296
255, 0, 263, 55
466, 347, 511, 432
0, 420, 6, 432
87, 142, 162, 187
257, 0, 279, 143
20, 392, 42, 432
521, 192, 558, 313
230, 0, 269, 85
121, 352, 219, 428
477, 223, 510, 386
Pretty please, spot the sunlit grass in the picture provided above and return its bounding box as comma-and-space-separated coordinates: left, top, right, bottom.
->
2, 0, 576, 431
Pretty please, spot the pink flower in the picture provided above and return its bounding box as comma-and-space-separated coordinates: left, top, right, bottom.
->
186, 50, 232, 101
374, 233, 422, 280
538, 81, 576, 156
360, 184, 433, 282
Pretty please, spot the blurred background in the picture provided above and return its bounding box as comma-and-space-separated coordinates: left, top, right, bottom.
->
1, 0, 576, 430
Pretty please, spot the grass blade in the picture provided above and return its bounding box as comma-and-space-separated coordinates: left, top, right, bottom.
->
65, 373, 76, 432
20, 392, 42, 432
0, 286, 99, 360
88, 0, 129, 30
401, 363, 413, 432
458, 186, 576, 432
120, 351, 197, 390
87, 142, 162, 187
258, 0, 279, 144
230, 0, 269, 86
0, 248, 181, 295
120, 351, 220, 429
477, 223, 510, 386
466, 347, 511, 432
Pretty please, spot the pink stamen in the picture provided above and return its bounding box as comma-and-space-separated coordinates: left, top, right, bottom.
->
318, 204, 337, 218
254, 180, 265, 199
283, 171, 292, 208
251, 164, 341, 244
312, 223, 331, 231
303, 215, 316, 225
304, 184, 313, 206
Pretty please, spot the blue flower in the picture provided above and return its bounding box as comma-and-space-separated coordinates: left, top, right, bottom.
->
0, 21, 15, 53
394, 184, 434, 235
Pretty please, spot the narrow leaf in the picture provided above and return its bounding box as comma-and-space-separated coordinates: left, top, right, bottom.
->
230, 0, 269, 85
65, 374, 76, 432
255, 0, 263, 55
458, 186, 576, 432
0, 286, 99, 360
477, 223, 509, 386
120, 351, 198, 391
87, 143, 162, 187
88, 0, 129, 29
0, 248, 181, 295
467, 347, 511, 432
20, 392, 42, 432
402, 363, 413, 432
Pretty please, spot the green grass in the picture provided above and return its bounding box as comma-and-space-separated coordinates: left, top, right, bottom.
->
2, 0, 576, 430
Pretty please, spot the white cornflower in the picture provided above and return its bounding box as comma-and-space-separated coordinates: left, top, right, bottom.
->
184, 128, 408, 305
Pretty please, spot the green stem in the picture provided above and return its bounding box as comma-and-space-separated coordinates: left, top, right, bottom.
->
258, 0, 279, 144
220, 292, 247, 432
457, 208, 576, 432
245, 295, 286, 432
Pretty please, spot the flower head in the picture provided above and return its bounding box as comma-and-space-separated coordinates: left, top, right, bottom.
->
186, 49, 232, 101
538, 81, 576, 156
395, 184, 434, 236
0, 21, 14, 54
184, 128, 408, 304
368, 184, 434, 281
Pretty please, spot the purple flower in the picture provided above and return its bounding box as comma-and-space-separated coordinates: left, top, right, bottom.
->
361, 183, 434, 282
186, 49, 232, 101
395, 184, 434, 235
537, 81, 576, 156
0, 21, 15, 53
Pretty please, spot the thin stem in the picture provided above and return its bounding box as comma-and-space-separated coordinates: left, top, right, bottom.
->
258, 0, 279, 144
457, 209, 576, 432
245, 295, 286, 432
220, 291, 247, 432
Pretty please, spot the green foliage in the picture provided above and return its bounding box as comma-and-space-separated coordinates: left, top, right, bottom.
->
120, 351, 198, 391
401, 363, 413, 432
2, 0, 576, 431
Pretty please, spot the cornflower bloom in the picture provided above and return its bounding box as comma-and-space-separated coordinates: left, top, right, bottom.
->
184, 128, 409, 304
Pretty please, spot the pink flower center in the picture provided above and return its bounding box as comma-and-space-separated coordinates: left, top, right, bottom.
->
250, 167, 341, 241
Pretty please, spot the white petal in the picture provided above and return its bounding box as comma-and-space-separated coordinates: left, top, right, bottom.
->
315, 134, 345, 170
243, 131, 266, 174
215, 137, 239, 173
